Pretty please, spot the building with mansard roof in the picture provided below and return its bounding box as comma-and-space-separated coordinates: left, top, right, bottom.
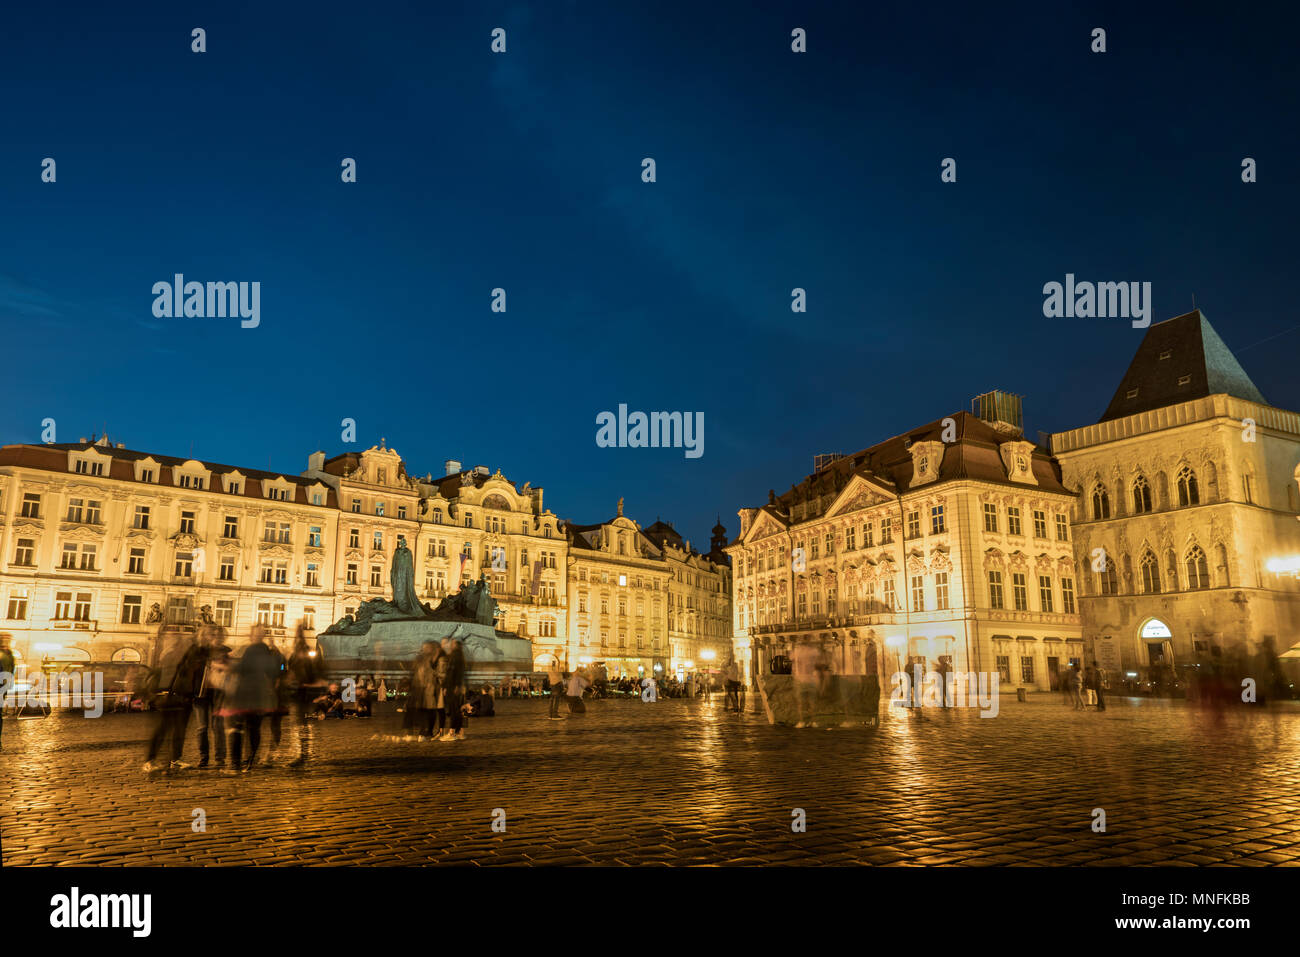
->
727, 398, 1084, 691
1049, 310, 1300, 684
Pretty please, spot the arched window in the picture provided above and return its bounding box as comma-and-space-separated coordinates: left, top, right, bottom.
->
1185, 545, 1209, 589
1100, 557, 1119, 596
1092, 484, 1111, 521
1132, 476, 1152, 514
1177, 466, 1200, 506
432, 508, 442, 524
1140, 550, 1161, 593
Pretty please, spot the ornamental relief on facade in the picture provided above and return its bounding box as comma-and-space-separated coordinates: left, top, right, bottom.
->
170, 532, 203, 551
60, 525, 104, 543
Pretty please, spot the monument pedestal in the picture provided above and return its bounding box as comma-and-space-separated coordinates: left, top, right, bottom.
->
756, 674, 880, 726
317, 619, 533, 686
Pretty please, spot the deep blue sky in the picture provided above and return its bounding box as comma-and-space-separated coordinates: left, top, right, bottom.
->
2, 1, 1298, 547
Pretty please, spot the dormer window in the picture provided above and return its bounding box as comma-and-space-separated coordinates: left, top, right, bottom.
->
74, 459, 105, 476
140, 468, 155, 483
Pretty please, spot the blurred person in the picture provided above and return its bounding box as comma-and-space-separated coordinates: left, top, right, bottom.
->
286, 625, 326, 765
934, 657, 951, 708
547, 661, 565, 719
143, 627, 203, 772
410, 640, 443, 740
438, 636, 467, 741
792, 640, 820, 727
863, 638, 880, 726
464, 684, 495, 717
0, 633, 14, 751
314, 682, 345, 718
1069, 665, 1085, 711
220, 625, 282, 771
357, 674, 376, 717
195, 624, 232, 768
723, 657, 740, 712
264, 635, 289, 761
566, 666, 591, 715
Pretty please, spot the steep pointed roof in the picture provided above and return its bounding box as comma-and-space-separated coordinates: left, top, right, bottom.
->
1099, 310, 1266, 422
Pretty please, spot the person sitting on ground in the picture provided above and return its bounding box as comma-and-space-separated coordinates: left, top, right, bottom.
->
313, 682, 345, 719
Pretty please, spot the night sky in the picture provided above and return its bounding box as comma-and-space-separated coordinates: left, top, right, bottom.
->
2, 1, 1298, 547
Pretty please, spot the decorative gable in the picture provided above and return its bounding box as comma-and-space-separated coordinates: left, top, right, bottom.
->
998, 441, 1038, 486
908, 440, 945, 488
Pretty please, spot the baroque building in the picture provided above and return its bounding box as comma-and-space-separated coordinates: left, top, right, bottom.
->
728, 399, 1084, 691
0, 436, 340, 667
1049, 310, 1300, 681
642, 520, 733, 676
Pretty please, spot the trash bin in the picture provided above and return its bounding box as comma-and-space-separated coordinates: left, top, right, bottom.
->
1016, 687, 1027, 703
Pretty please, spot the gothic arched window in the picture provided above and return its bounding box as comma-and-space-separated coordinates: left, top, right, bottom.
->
1140, 550, 1161, 593
1092, 484, 1111, 521
1177, 466, 1200, 507
1100, 557, 1119, 596
1185, 545, 1209, 589
1132, 476, 1152, 514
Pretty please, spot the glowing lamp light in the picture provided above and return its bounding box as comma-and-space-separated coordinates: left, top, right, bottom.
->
684, 660, 695, 669
884, 636, 904, 648
1266, 556, 1300, 575
701, 650, 716, 661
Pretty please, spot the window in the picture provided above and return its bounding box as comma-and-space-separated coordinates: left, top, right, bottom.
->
1177, 466, 1200, 506
931, 505, 946, 535
1038, 575, 1054, 612
1140, 551, 1161, 594
1012, 572, 1028, 611
373, 531, 383, 551
303, 525, 320, 548
1055, 513, 1069, 542
880, 518, 894, 545
346, 563, 358, 586
7, 587, 29, 620
810, 540, 819, 560
1099, 558, 1118, 596
303, 607, 316, 631
906, 510, 921, 539
983, 503, 999, 533
219, 556, 236, 581
73, 592, 92, 621
174, 552, 193, 577
352, 499, 362, 513
863, 522, 874, 547
54, 590, 73, 620
1020, 656, 1035, 684
1032, 509, 1047, 539
398, 505, 407, 520
826, 587, 837, 615
13, 538, 35, 566
1061, 577, 1075, 614
223, 516, 239, 538
228, 481, 241, 495
121, 595, 142, 624
1186, 545, 1209, 589
140, 468, 155, 483
797, 592, 807, 617
825, 532, 835, 554
911, 575, 925, 612
125, 547, 145, 574
1092, 485, 1110, 521
811, 590, 821, 616
935, 572, 949, 610
85, 500, 102, 524
996, 655, 1012, 683
883, 578, 897, 611
21, 493, 41, 519
988, 570, 1004, 609
845, 527, 856, 550
216, 600, 234, 627
306, 563, 320, 587
349, 528, 360, 548
74, 459, 104, 476
376, 502, 385, 517
370, 565, 382, 588
180, 510, 196, 534
1132, 475, 1152, 513
311, 492, 323, 506
133, 505, 151, 530
1007, 507, 1022, 536
66, 498, 84, 522
61, 543, 97, 570
464, 513, 473, 528
166, 596, 190, 624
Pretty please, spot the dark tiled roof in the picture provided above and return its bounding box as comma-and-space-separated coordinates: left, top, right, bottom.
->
1099, 310, 1267, 422
0, 442, 336, 507
731, 411, 1069, 543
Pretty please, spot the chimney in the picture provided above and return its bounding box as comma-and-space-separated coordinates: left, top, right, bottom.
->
474, 465, 489, 476
444, 460, 461, 476
307, 450, 325, 472
78, 436, 87, 443
115, 443, 125, 449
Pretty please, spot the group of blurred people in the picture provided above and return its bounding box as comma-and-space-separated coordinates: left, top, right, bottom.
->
142, 621, 327, 773
398, 636, 468, 741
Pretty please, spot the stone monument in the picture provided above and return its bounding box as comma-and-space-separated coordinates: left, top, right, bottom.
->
317, 535, 533, 683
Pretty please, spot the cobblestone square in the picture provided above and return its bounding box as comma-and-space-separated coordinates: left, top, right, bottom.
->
3, 694, 1299, 866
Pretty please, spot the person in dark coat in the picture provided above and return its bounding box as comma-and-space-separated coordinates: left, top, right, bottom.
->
220, 625, 283, 771
286, 625, 325, 765
862, 639, 880, 725
438, 636, 467, 741
144, 626, 204, 772
195, 624, 232, 768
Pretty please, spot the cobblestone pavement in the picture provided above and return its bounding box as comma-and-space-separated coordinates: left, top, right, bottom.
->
2, 693, 1300, 866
